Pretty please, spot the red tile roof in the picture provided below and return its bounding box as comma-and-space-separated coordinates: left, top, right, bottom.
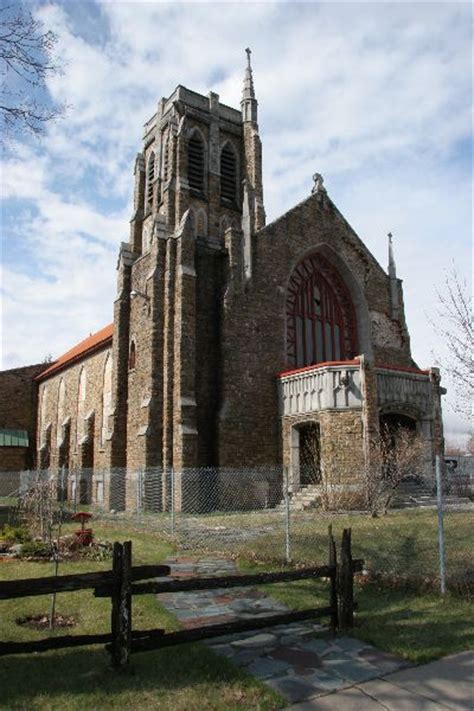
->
278, 359, 360, 378
36, 324, 113, 381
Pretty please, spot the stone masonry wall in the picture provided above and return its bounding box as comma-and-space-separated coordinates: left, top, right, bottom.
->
36, 345, 112, 475
218, 189, 414, 468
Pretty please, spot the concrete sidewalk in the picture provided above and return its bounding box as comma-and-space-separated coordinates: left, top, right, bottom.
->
288, 650, 473, 710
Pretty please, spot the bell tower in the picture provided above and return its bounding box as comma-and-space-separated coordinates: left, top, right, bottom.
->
128, 50, 266, 257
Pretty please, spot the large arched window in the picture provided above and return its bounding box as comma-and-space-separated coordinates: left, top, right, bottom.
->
187, 131, 205, 194
220, 143, 237, 203
40, 385, 48, 445
76, 367, 87, 445
56, 378, 66, 445
286, 253, 358, 368
101, 353, 113, 446
146, 151, 155, 206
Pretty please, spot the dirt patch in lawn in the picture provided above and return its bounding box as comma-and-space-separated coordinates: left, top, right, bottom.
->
16, 614, 78, 630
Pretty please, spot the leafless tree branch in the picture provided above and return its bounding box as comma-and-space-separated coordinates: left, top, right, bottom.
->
431, 267, 473, 419
0, 5, 66, 140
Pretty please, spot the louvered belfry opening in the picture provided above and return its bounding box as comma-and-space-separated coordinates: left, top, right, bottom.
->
188, 132, 205, 194
220, 144, 237, 203
146, 152, 155, 205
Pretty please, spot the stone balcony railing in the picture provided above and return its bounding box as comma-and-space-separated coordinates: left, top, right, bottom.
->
375, 365, 433, 418
278, 360, 362, 416
278, 360, 435, 419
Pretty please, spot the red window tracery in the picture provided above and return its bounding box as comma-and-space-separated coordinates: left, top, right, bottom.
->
286, 254, 358, 368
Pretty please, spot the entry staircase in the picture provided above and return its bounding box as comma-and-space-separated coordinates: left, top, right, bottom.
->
281, 479, 472, 512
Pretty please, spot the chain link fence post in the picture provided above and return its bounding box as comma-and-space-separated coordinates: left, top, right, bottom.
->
136, 469, 142, 521
170, 467, 175, 536
435, 454, 447, 595
284, 466, 291, 563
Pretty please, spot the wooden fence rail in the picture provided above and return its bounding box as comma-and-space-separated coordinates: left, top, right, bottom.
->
0, 526, 362, 669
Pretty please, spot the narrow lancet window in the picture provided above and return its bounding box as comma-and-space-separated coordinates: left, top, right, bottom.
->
220, 144, 237, 203
128, 341, 136, 371
146, 152, 155, 206
188, 132, 205, 194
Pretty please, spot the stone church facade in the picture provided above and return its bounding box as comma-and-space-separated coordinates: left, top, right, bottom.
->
15, 52, 444, 508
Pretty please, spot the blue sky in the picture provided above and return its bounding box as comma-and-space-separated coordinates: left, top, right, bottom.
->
1, 1, 472, 442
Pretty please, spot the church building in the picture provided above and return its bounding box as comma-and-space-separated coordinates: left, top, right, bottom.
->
11, 51, 444, 509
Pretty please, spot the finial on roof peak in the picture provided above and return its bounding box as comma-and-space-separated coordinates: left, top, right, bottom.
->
312, 173, 326, 194
245, 47, 252, 68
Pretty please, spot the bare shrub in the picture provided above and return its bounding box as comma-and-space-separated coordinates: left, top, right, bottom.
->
365, 427, 428, 516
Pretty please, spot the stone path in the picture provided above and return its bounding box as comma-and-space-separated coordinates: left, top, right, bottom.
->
157, 556, 410, 704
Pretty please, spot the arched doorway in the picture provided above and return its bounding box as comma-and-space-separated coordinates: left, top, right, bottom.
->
380, 413, 417, 444
299, 422, 322, 486
286, 253, 358, 368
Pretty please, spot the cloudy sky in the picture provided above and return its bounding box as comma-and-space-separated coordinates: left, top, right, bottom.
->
1, 1, 472, 441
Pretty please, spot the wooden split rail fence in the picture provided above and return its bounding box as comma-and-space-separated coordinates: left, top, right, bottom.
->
0, 527, 362, 668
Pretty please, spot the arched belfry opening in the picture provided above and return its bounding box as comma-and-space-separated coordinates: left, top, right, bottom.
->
286, 253, 358, 368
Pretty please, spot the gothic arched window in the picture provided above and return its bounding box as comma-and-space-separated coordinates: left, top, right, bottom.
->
188, 131, 205, 194
56, 378, 66, 445
146, 151, 155, 206
76, 367, 87, 445
220, 143, 237, 203
40, 385, 48, 444
286, 253, 358, 368
101, 353, 113, 445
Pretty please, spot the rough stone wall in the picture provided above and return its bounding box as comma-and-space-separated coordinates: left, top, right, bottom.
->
218, 189, 414, 467
36, 345, 112, 474
281, 411, 365, 476
195, 243, 225, 466
126, 250, 154, 471
0, 363, 49, 470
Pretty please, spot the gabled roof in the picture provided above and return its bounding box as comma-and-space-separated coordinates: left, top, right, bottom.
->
36, 324, 113, 381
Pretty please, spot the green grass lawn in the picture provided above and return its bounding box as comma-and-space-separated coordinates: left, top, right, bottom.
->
0, 521, 281, 711
1, 508, 472, 708
233, 508, 474, 589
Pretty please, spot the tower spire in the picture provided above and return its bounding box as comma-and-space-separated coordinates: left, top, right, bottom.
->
241, 47, 258, 124
387, 232, 399, 318
388, 231, 397, 278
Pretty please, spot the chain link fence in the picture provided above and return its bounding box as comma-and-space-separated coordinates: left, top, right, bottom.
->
1, 460, 472, 594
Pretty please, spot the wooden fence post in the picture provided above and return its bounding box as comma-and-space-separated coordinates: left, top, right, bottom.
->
110, 541, 132, 669
339, 528, 354, 629
328, 525, 338, 632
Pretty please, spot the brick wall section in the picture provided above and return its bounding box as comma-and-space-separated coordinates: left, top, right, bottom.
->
0, 363, 50, 470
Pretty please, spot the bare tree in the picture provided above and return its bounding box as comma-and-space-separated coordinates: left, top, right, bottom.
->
0, 5, 65, 140
432, 268, 473, 419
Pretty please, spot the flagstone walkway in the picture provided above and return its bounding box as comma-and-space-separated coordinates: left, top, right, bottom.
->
157, 555, 410, 704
